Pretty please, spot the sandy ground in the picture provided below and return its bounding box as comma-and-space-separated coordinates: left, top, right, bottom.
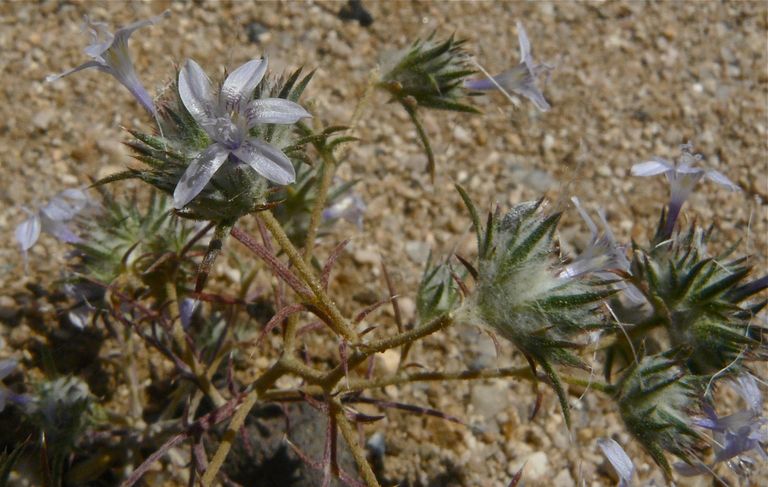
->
1, 1, 767, 486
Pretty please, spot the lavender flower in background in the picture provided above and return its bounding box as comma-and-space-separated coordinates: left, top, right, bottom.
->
46, 11, 169, 115
562, 197, 645, 306
173, 58, 311, 209
15, 189, 89, 269
322, 193, 366, 229
677, 374, 767, 478
597, 438, 636, 487
0, 359, 30, 413
464, 21, 553, 111
631, 142, 740, 238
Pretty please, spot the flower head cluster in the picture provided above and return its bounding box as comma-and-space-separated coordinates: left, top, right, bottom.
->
627, 224, 767, 375
612, 351, 703, 479
631, 142, 740, 238
461, 196, 614, 426
173, 58, 312, 209
379, 33, 478, 113
15, 188, 89, 268
47, 12, 169, 115
464, 21, 553, 112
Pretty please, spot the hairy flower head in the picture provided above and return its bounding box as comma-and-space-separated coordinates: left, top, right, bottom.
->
173, 58, 311, 208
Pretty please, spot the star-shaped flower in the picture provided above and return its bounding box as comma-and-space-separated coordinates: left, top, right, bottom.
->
631, 142, 739, 237
464, 21, 552, 111
47, 11, 169, 115
173, 58, 311, 209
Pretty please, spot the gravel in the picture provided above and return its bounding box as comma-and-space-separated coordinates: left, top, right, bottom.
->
0, 1, 766, 486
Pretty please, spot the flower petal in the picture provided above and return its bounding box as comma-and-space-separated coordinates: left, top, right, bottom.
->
42, 189, 88, 221
234, 139, 296, 185
173, 144, 230, 209
516, 21, 533, 70
46, 60, 105, 83
597, 438, 635, 487
111, 10, 170, 49
15, 214, 41, 252
179, 59, 217, 126
735, 374, 761, 413
514, 78, 551, 112
705, 169, 740, 192
40, 216, 81, 244
221, 58, 268, 110
246, 98, 312, 126
631, 159, 673, 177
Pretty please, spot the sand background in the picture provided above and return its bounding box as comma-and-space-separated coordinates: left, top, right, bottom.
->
0, 1, 766, 486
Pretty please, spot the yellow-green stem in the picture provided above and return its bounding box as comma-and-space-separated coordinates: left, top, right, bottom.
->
333, 399, 381, 487
302, 149, 336, 263
165, 281, 226, 408
260, 211, 357, 342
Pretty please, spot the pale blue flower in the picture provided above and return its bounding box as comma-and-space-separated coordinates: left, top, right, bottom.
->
463, 21, 552, 111
173, 58, 312, 209
562, 197, 645, 306
631, 143, 739, 237
47, 11, 169, 115
677, 374, 767, 477
597, 438, 635, 487
15, 189, 89, 269
322, 193, 366, 228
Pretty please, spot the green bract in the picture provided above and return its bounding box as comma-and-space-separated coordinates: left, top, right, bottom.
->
612, 351, 703, 479
460, 193, 614, 426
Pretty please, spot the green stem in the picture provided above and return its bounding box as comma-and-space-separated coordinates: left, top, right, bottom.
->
333, 399, 381, 487
260, 211, 357, 342
323, 312, 454, 388
165, 280, 226, 408
303, 149, 336, 263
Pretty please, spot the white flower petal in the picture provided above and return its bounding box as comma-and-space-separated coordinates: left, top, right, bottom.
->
15, 214, 41, 251
514, 79, 551, 112
221, 58, 268, 110
111, 10, 170, 49
234, 139, 296, 185
82, 16, 114, 58
40, 216, 81, 244
705, 170, 740, 192
597, 438, 635, 487
516, 21, 533, 69
179, 59, 216, 126
246, 98, 312, 126
631, 159, 673, 177
42, 189, 88, 221
173, 144, 230, 209
735, 374, 762, 413
571, 196, 598, 237
46, 60, 105, 83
